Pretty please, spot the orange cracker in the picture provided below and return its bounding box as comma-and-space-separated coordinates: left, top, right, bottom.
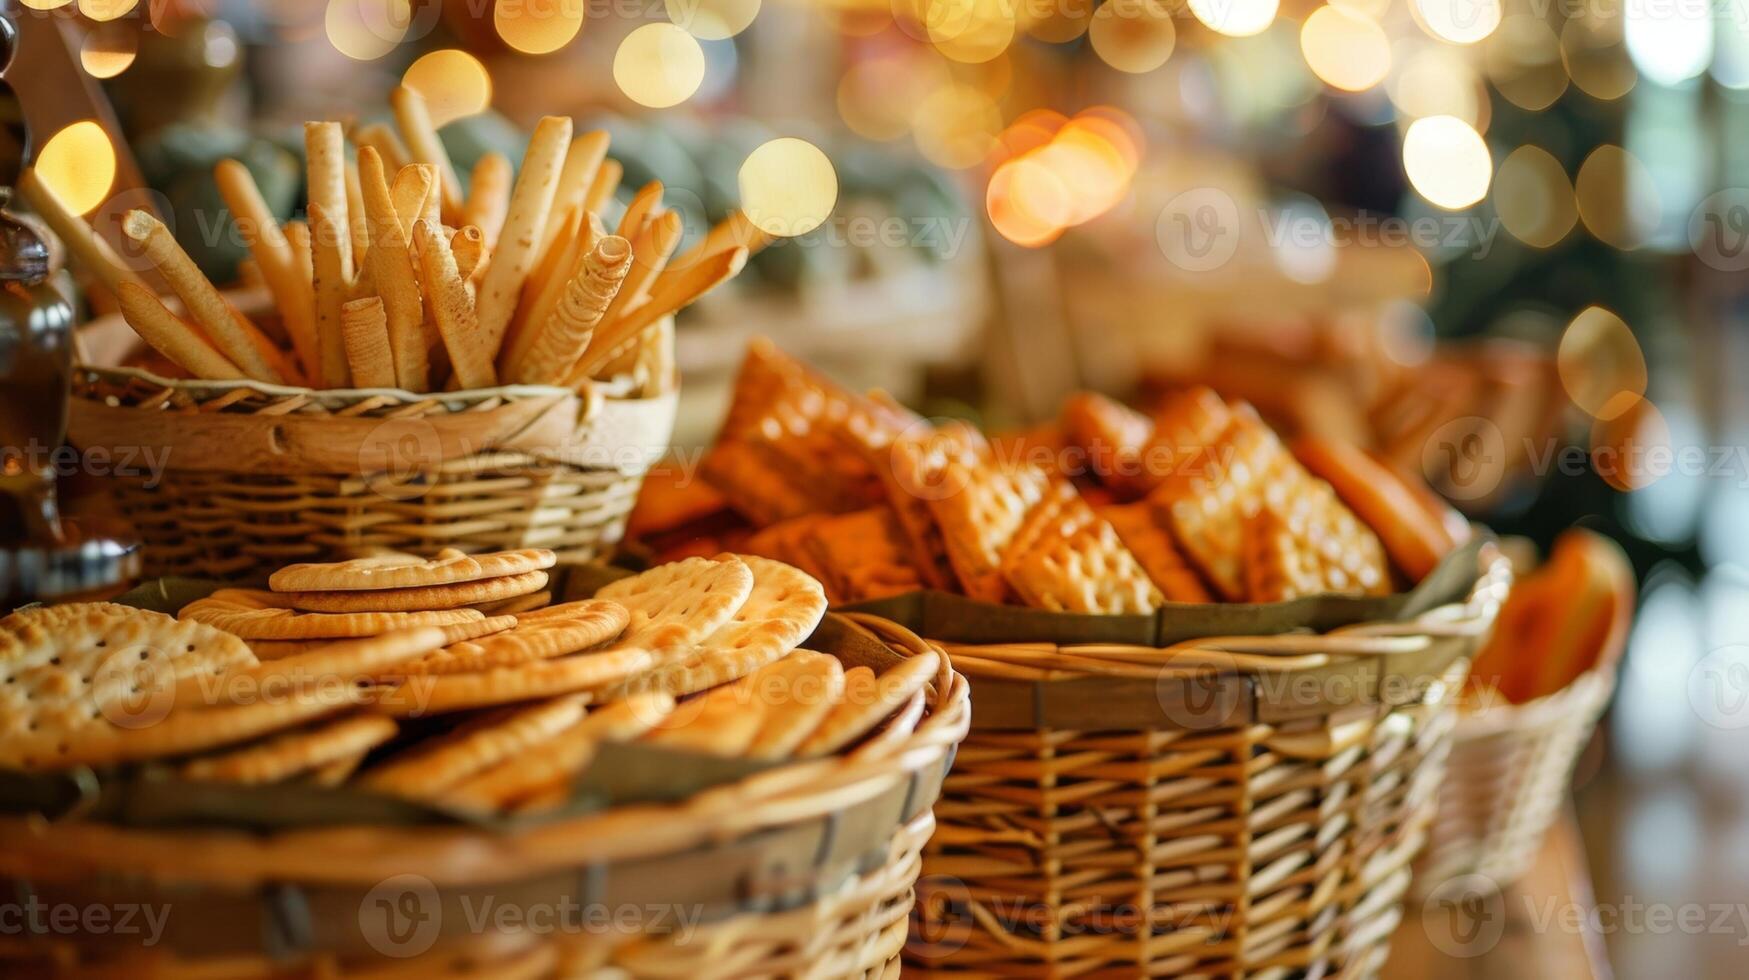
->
999, 485, 1162, 614
1100, 503, 1213, 603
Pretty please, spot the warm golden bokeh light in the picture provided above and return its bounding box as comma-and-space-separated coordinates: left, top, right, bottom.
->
1591, 397, 1670, 492
1494, 145, 1577, 248
1088, 0, 1176, 74
1389, 44, 1487, 128
401, 50, 491, 128
613, 23, 707, 109
739, 138, 838, 237
325, 0, 409, 62
34, 121, 117, 217
667, 0, 762, 41
1575, 144, 1659, 250
1411, 0, 1500, 44
912, 83, 1001, 169
1188, 0, 1278, 38
78, 0, 137, 20
1301, 6, 1391, 92
987, 157, 1070, 247
19, 0, 72, 10
1485, 15, 1569, 110
494, 1, 584, 54
1559, 305, 1647, 421
1560, 16, 1635, 101
837, 54, 948, 142
984, 109, 1142, 246
1402, 115, 1492, 210
923, 0, 1018, 63
80, 24, 139, 79
1026, 0, 1094, 43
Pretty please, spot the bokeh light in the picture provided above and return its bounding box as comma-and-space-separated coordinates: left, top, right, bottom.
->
667, 0, 762, 41
1493, 145, 1577, 247
78, 0, 137, 20
837, 53, 948, 142
401, 50, 491, 128
494, 1, 584, 54
1389, 43, 1487, 129
985, 108, 1142, 246
34, 121, 117, 216
923, 0, 1018, 64
1410, 0, 1500, 44
1402, 115, 1492, 210
1559, 305, 1647, 421
1301, 6, 1391, 92
1188, 0, 1278, 38
325, 0, 410, 61
1560, 15, 1636, 100
912, 83, 1002, 169
739, 138, 838, 237
613, 23, 707, 109
1484, 14, 1569, 110
1088, 0, 1176, 74
19, 1, 72, 9
1624, 3, 1713, 86
1027, 0, 1094, 42
1575, 144, 1660, 250
1591, 397, 1670, 492
988, 157, 1071, 247
80, 22, 139, 79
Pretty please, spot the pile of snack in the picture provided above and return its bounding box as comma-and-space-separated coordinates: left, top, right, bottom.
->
630, 341, 1471, 611
21, 86, 761, 395
1468, 528, 1634, 705
0, 550, 941, 815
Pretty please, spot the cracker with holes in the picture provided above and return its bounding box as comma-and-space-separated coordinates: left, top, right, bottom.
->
745, 650, 846, 760
384, 600, 629, 676
1100, 503, 1213, 604
269, 569, 549, 613
1242, 488, 1392, 602
644, 555, 828, 696
744, 515, 838, 598
1147, 407, 1293, 600
922, 454, 1052, 605
268, 548, 556, 592
180, 714, 397, 784
359, 695, 587, 798
180, 589, 485, 639
795, 650, 939, 757
595, 555, 754, 651
1000, 485, 1163, 614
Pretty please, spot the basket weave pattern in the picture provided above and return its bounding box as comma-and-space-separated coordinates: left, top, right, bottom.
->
68, 368, 674, 581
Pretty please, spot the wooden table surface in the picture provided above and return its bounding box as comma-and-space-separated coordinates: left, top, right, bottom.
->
1384, 811, 1612, 980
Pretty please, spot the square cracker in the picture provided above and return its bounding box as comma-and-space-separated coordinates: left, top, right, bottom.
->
802, 508, 924, 602
1000, 485, 1162, 614
1061, 392, 1154, 495
1100, 502, 1213, 603
920, 451, 1051, 605
1242, 486, 1392, 602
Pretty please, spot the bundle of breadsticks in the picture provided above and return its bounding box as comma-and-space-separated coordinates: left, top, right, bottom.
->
628, 340, 1474, 612
20, 86, 766, 394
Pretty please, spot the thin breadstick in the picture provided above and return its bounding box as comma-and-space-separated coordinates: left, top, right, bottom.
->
343, 159, 370, 270
600, 209, 682, 328
390, 164, 433, 239
451, 226, 484, 281
115, 282, 245, 381
616, 181, 663, 240
304, 122, 353, 279
669, 208, 771, 273
285, 220, 314, 285
358, 147, 429, 392
575, 246, 746, 382
414, 219, 496, 390
340, 296, 396, 388
391, 86, 463, 223
498, 205, 583, 376
306, 202, 351, 387
539, 131, 610, 258
213, 159, 317, 383
462, 152, 512, 248
516, 235, 631, 386
473, 115, 571, 370
584, 158, 622, 216
120, 210, 287, 384
353, 122, 410, 173
18, 167, 147, 298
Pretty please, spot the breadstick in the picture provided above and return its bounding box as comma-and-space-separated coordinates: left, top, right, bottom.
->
414, 220, 496, 390
462, 152, 511, 248
340, 296, 396, 388
213, 159, 317, 383
353, 122, 409, 173
343, 159, 370, 269
357, 147, 429, 392
451, 226, 484, 281
120, 210, 287, 384
17, 167, 147, 298
391, 86, 463, 223
285, 220, 314, 286
390, 164, 433, 238
499, 206, 584, 377
539, 130, 610, 257
473, 115, 571, 370
584, 158, 622, 215
515, 236, 631, 386
116, 282, 245, 381
304, 122, 352, 279
306, 202, 351, 387
574, 246, 745, 382
616, 181, 663, 240
600, 209, 682, 328
669, 208, 770, 273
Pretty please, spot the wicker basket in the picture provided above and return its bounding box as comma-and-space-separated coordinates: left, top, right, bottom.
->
0, 613, 969, 978
900, 546, 1510, 978
64, 356, 676, 582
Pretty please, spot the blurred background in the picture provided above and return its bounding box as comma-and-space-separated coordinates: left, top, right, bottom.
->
7, 0, 1749, 974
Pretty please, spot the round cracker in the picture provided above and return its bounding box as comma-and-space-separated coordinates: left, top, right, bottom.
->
744, 651, 846, 760
268, 548, 557, 592
367, 647, 656, 717
249, 616, 516, 661
443, 692, 676, 812
641, 555, 828, 696
475, 590, 553, 616
180, 714, 398, 784
795, 650, 939, 757
385, 601, 629, 677
270, 570, 550, 613
594, 555, 754, 650
358, 695, 587, 798
180, 591, 484, 640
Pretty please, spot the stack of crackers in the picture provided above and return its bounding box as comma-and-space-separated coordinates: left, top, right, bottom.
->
22, 86, 767, 396
0, 550, 941, 817
630, 340, 1472, 610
